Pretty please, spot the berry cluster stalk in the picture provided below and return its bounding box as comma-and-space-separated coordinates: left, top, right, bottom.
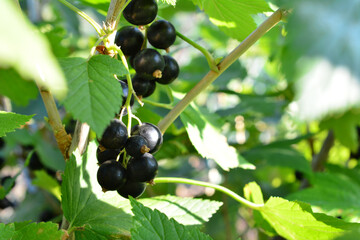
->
158, 9, 286, 134
154, 177, 264, 210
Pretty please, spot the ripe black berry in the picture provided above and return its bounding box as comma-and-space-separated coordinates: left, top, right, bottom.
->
125, 135, 150, 158
0, 138, 4, 149
133, 49, 165, 78
29, 152, 44, 171
97, 160, 126, 191
115, 26, 144, 56
117, 180, 146, 199
0, 156, 5, 169
148, 20, 176, 49
132, 74, 152, 96
156, 55, 179, 85
96, 147, 121, 164
142, 80, 156, 98
123, 0, 158, 26
99, 119, 128, 149
0, 197, 14, 209
131, 123, 163, 153
127, 153, 158, 182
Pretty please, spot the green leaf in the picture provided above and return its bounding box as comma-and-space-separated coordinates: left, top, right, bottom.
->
320, 110, 360, 152
288, 172, 360, 218
139, 195, 222, 225
282, 0, 360, 120
0, 223, 15, 240
191, 0, 271, 40
130, 198, 213, 240
60, 55, 127, 136
0, 222, 64, 240
243, 147, 312, 175
260, 197, 359, 240
244, 182, 276, 236
32, 170, 61, 201
61, 141, 133, 239
0, 0, 67, 99
0, 111, 34, 137
335, 228, 360, 240
158, 0, 176, 6
0, 68, 38, 106
180, 103, 254, 171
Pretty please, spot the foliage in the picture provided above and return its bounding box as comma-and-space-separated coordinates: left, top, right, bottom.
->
1, 0, 360, 239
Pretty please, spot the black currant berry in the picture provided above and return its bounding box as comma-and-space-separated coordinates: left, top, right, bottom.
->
148, 20, 176, 49
115, 26, 144, 56
96, 147, 121, 164
0, 138, 5, 149
156, 55, 179, 85
29, 152, 44, 171
125, 135, 150, 158
123, 0, 158, 26
99, 119, 128, 150
0, 156, 5, 169
132, 74, 152, 96
97, 160, 126, 191
117, 180, 146, 199
0, 197, 14, 209
127, 153, 158, 182
142, 80, 156, 98
119, 80, 135, 107
131, 123, 163, 153
133, 49, 165, 78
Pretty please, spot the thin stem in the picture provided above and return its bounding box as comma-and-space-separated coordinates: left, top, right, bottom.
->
38, 87, 72, 160
105, 0, 128, 32
154, 177, 264, 210
57, 0, 104, 36
158, 9, 285, 134
142, 99, 173, 109
176, 31, 218, 72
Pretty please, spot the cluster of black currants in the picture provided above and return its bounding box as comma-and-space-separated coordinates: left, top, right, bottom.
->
115, 0, 180, 100
96, 119, 162, 198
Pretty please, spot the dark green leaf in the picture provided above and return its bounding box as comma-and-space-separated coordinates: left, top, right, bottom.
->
130, 197, 213, 240
191, 0, 271, 40
61, 141, 133, 239
288, 172, 360, 218
0, 0, 67, 99
139, 195, 222, 225
243, 147, 312, 174
180, 103, 254, 171
0, 222, 64, 240
0, 112, 34, 137
0, 68, 38, 106
32, 170, 61, 201
260, 197, 359, 240
60, 55, 127, 136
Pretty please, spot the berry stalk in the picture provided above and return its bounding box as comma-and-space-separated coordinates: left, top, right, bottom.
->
154, 177, 264, 210
158, 9, 286, 134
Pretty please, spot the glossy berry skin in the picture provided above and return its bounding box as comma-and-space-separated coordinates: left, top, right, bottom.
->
156, 55, 179, 85
131, 123, 163, 153
115, 26, 144, 56
117, 180, 146, 199
125, 135, 149, 158
148, 20, 176, 49
0, 138, 4, 149
99, 119, 128, 150
97, 160, 126, 191
123, 0, 158, 26
96, 147, 121, 164
127, 153, 158, 182
133, 49, 165, 78
132, 74, 151, 96
142, 80, 156, 98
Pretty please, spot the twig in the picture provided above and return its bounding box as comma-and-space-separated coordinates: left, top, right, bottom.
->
311, 130, 335, 171
157, 9, 286, 134
38, 87, 72, 160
